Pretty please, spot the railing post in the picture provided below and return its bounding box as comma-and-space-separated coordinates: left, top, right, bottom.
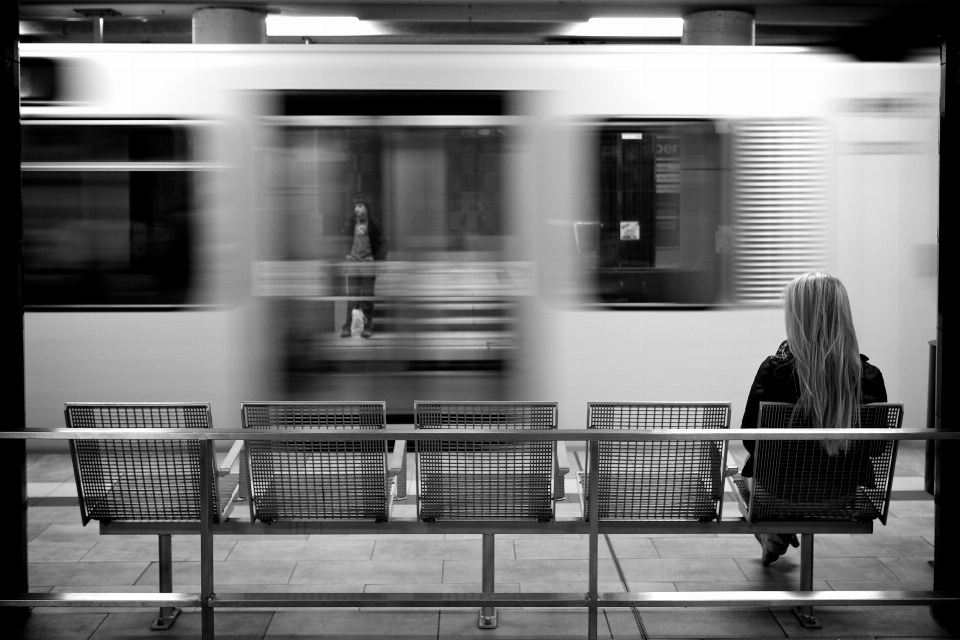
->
793, 533, 821, 628
151, 534, 181, 629
479, 533, 497, 628
200, 438, 214, 640
588, 438, 599, 640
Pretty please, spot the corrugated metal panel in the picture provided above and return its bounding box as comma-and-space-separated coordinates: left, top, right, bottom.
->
732, 120, 829, 303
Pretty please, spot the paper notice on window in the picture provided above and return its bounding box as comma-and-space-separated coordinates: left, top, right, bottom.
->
620, 221, 640, 240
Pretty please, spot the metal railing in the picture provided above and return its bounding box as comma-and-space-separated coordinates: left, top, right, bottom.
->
3, 426, 960, 640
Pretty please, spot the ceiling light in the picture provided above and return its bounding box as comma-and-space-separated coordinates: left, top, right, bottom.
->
566, 17, 683, 38
266, 16, 380, 37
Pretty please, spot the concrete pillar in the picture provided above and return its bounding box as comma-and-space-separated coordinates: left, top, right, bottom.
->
682, 10, 755, 46
932, 37, 958, 636
192, 7, 266, 44
1, 0, 29, 629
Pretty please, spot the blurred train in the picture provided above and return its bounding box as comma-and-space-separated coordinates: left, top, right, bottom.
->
19, 44, 940, 437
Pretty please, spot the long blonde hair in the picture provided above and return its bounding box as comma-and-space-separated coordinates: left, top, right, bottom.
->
783, 272, 862, 455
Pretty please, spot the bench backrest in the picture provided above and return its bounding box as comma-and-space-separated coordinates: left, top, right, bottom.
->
414, 401, 557, 522
241, 402, 389, 522
65, 403, 226, 524
745, 402, 903, 524
585, 402, 730, 522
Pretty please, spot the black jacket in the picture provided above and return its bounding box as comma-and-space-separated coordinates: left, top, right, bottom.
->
740, 340, 887, 478
342, 213, 387, 261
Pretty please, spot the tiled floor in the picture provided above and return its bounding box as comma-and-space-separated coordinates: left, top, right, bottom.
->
13, 442, 954, 640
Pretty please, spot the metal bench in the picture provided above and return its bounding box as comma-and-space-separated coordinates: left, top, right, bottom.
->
65, 402, 242, 630
582, 402, 731, 522
732, 401, 904, 628
414, 400, 566, 628
241, 401, 406, 522
48, 400, 909, 639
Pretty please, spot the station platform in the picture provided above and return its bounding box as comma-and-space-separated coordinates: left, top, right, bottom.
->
16, 442, 949, 640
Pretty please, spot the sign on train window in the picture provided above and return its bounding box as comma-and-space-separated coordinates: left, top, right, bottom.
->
21, 121, 198, 308
589, 120, 721, 306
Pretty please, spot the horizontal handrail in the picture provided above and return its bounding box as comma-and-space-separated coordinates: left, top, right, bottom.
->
1, 427, 956, 441
5, 589, 957, 609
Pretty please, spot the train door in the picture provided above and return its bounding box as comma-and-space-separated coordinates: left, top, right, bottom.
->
255, 92, 530, 417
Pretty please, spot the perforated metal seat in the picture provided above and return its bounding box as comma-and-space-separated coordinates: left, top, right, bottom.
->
241, 401, 397, 522
415, 401, 558, 522
582, 402, 731, 522
66, 403, 238, 524
734, 402, 903, 523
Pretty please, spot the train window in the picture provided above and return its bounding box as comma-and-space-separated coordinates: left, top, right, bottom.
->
22, 121, 197, 308
275, 125, 507, 260
588, 121, 722, 306
266, 113, 521, 387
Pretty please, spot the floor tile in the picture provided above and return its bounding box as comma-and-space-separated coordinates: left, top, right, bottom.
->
515, 536, 659, 560
83, 534, 237, 562
30, 505, 85, 524
372, 538, 513, 561
13, 611, 106, 640
652, 535, 762, 559
616, 558, 748, 583
266, 610, 439, 638
877, 556, 936, 585
365, 582, 521, 593
28, 482, 66, 499
735, 556, 897, 583
228, 539, 374, 562
27, 454, 77, 483
606, 607, 785, 638
438, 609, 598, 639
135, 560, 297, 588
520, 582, 656, 593
812, 535, 933, 558
28, 521, 51, 541
32, 523, 101, 543
826, 579, 933, 591
290, 560, 443, 586
889, 501, 937, 518
29, 539, 99, 563
674, 580, 830, 591
30, 562, 151, 587
873, 514, 936, 537
442, 558, 620, 585
89, 611, 272, 639
771, 605, 946, 637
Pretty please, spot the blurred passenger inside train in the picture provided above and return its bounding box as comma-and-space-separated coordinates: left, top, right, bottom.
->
740, 271, 887, 565
340, 194, 387, 339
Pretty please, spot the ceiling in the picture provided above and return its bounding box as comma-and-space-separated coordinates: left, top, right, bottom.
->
18, 0, 946, 56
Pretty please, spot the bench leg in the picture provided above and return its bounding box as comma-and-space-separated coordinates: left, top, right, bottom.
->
151, 534, 181, 630
478, 533, 498, 629
792, 533, 822, 629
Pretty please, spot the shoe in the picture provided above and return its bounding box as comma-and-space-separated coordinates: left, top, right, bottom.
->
340, 328, 351, 338
361, 329, 372, 339
755, 533, 792, 566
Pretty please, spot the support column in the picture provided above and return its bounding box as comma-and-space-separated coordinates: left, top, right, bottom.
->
479, 533, 497, 628
682, 10, 755, 46
192, 7, 266, 44
0, 0, 28, 629
933, 35, 959, 635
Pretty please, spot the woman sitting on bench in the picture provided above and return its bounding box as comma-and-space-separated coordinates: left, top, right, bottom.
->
739, 271, 887, 565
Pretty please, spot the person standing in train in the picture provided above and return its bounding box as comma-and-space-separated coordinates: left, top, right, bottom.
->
341, 194, 386, 338
739, 272, 887, 565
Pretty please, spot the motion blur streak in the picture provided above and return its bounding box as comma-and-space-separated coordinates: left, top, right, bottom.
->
19, 45, 939, 436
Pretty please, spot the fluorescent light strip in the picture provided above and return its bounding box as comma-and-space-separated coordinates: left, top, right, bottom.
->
266, 16, 380, 37
566, 17, 683, 38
